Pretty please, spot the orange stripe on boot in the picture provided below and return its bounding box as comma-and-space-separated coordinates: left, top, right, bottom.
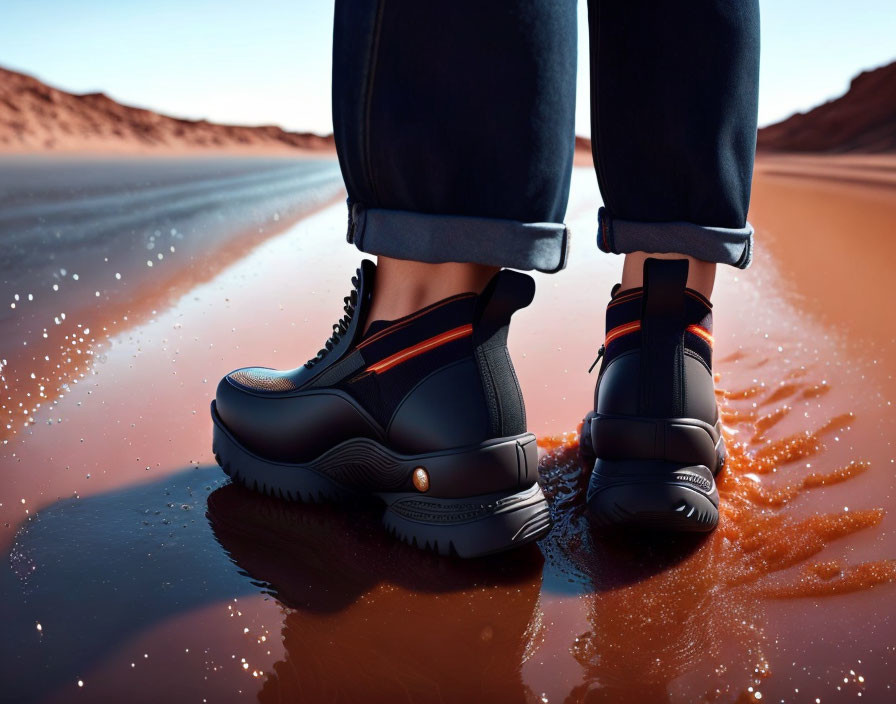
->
604, 321, 712, 350
604, 321, 641, 347
366, 324, 473, 374
686, 324, 714, 347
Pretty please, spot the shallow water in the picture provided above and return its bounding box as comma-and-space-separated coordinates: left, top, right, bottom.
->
1, 159, 894, 702
0, 156, 343, 448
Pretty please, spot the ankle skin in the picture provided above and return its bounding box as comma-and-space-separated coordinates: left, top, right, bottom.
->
365, 257, 500, 332
621, 252, 716, 299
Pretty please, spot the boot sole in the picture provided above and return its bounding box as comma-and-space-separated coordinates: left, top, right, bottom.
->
581, 411, 724, 533
211, 401, 551, 558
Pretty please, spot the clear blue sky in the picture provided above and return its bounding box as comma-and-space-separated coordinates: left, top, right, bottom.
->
2, 1, 894, 135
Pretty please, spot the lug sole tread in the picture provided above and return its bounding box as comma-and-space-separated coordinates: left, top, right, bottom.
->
212, 408, 550, 558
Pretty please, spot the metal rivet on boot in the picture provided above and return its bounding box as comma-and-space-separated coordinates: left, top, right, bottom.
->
412, 467, 429, 492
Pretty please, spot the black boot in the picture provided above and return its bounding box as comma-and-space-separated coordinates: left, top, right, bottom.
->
211, 260, 550, 557
580, 258, 725, 531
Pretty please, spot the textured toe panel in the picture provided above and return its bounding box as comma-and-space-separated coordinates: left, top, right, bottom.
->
227, 367, 300, 393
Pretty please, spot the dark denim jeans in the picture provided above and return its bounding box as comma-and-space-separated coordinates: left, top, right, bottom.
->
333, 1, 759, 272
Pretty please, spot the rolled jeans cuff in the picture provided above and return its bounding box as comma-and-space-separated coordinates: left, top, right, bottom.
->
347, 202, 570, 274
596, 207, 754, 269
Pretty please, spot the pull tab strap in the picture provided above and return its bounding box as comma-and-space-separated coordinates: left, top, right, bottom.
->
642, 258, 689, 320
640, 258, 689, 417
473, 269, 536, 346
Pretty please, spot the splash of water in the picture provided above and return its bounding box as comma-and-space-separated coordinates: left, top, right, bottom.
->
536, 370, 895, 702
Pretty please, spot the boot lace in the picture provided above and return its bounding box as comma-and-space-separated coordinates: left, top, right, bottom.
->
304, 272, 360, 368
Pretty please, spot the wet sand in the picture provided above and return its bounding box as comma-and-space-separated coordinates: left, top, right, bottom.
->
1, 155, 894, 702
0, 156, 343, 451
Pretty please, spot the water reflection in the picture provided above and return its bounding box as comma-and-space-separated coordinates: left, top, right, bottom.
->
207, 483, 544, 702
0, 157, 343, 446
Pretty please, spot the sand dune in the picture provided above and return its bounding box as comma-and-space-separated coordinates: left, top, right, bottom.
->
0, 66, 335, 154
758, 59, 896, 153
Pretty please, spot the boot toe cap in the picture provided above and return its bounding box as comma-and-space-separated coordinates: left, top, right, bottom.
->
214, 369, 381, 463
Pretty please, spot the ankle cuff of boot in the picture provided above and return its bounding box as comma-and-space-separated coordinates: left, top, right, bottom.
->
357, 294, 477, 367
602, 287, 713, 370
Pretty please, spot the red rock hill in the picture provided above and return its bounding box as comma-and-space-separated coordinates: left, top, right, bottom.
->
757, 60, 896, 153
0, 66, 334, 154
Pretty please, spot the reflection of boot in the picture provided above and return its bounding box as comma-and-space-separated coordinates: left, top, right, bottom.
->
581, 259, 725, 531
206, 483, 544, 702
207, 482, 383, 611
212, 260, 550, 557
565, 530, 742, 704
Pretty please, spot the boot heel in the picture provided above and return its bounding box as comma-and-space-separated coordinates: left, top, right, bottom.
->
586, 458, 719, 532
381, 482, 551, 558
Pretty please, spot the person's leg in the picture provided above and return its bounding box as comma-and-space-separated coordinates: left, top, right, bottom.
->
332, 0, 577, 321
214, 0, 578, 556
582, 0, 760, 531
590, 0, 760, 281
